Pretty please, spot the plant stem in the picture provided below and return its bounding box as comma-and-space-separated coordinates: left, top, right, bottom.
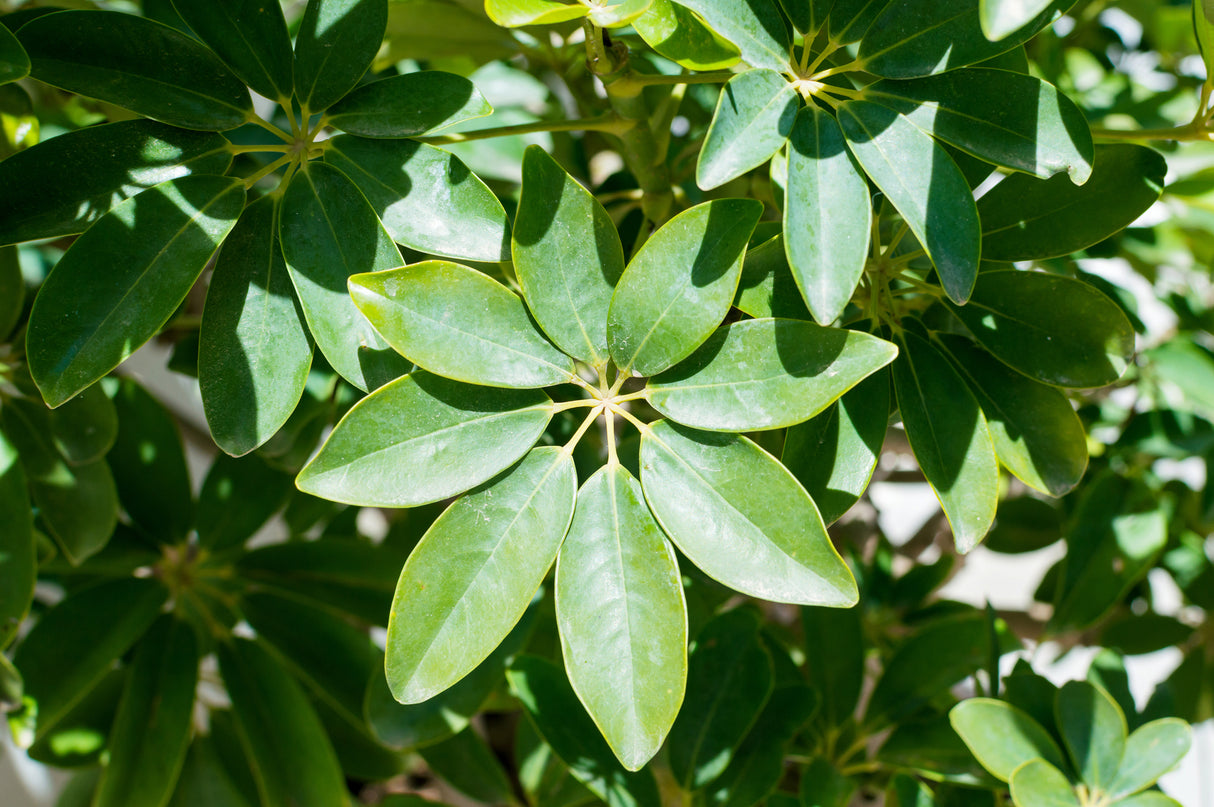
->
1091, 123, 1207, 142
415, 113, 633, 144
553, 398, 600, 414
609, 402, 650, 434
621, 70, 736, 86
563, 406, 605, 455
813, 59, 863, 80
228, 143, 293, 155
243, 154, 292, 189
246, 112, 293, 143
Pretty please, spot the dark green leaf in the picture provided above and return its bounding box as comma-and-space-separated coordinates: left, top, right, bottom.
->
632, 0, 741, 71
1055, 680, 1126, 793
886, 774, 936, 807
734, 235, 813, 321
799, 756, 855, 806
197, 453, 291, 551
828, 0, 892, 44
168, 738, 254, 807
1101, 614, 1195, 657
801, 603, 864, 726
29, 457, 119, 566
697, 69, 798, 190
878, 713, 994, 784
949, 698, 1067, 782
19, 10, 251, 129
984, 496, 1062, 554
27, 175, 244, 408
170, 0, 293, 101
47, 384, 118, 466
28, 666, 124, 768
0, 429, 34, 647
328, 71, 491, 137
418, 728, 516, 804
0, 21, 28, 85
669, 0, 791, 71
294, 0, 387, 111
0, 245, 21, 340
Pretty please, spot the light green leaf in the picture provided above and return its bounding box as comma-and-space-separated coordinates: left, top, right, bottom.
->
935, 334, 1087, 496
381, 1, 517, 64
891, 331, 998, 553
0, 120, 232, 247
785, 105, 871, 325
387, 447, 576, 702
26, 175, 243, 408
279, 161, 409, 393
632, 0, 741, 71
608, 199, 762, 376
947, 271, 1135, 389
485, 0, 589, 26
170, 0, 293, 101
1196, 0, 1214, 82
667, 609, 773, 790
196, 453, 292, 552
325, 135, 509, 262
1114, 794, 1184, 807
1144, 337, 1214, 421
668, 0, 790, 71
697, 70, 799, 190
979, 144, 1165, 261
556, 464, 687, 771
0, 22, 28, 85
981, 0, 1056, 41
47, 384, 118, 466
862, 68, 1092, 183
646, 318, 897, 431
1109, 719, 1192, 799
512, 145, 624, 365
0, 430, 34, 648
18, 10, 251, 129
296, 371, 553, 507
783, 368, 889, 525
328, 71, 492, 137
293, 0, 387, 111
94, 617, 198, 807
640, 420, 858, 605
949, 698, 1068, 782
200, 195, 313, 457
219, 638, 347, 807
839, 100, 980, 304
350, 261, 576, 388
1056, 680, 1127, 793
588, 0, 654, 28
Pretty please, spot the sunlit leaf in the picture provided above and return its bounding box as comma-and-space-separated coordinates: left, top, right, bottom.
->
697, 70, 798, 191
293, 0, 387, 111
328, 71, 492, 137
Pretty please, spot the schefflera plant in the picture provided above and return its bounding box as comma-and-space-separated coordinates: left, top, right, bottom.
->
296, 147, 897, 769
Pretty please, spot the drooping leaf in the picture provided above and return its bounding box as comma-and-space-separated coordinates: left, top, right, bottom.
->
697, 69, 799, 190
1055, 680, 1126, 793
668, 0, 791, 71
838, 100, 980, 304
325, 135, 509, 262
0, 430, 34, 648
640, 421, 858, 605
1108, 719, 1192, 800
351, 261, 576, 388
328, 71, 491, 137
632, 0, 741, 71
609, 199, 762, 376
297, 372, 553, 507
949, 698, 1068, 782
26, 175, 244, 408
980, 0, 1056, 41
948, 271, 1135, 389
862, 68, 1092, 183
387, 447, 576, 703
485, 0, 589, 26
0, 21, 28, 85
891, 331, 998, 553
785, 105, 871, 325
512, 145, 624, 365
0, 120, 232, 247
293, 0, 388, 111
18, 10, 251, 129
979, 144, 1166, 261
170, 0, 293, 101
278, 161, 409, 392
200, 195, 313, 457
556, 464, 687, 771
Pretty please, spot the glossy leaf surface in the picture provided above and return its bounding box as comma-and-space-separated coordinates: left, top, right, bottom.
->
0, 431, 33, 647
980, 0, 1057, 40
949, 698, 1067, 781
196, 453, 292, 551
632, 0, 741, 71
668, 0, 790, 71
47, 385, 118, 466
697, 69, 798, 190
28, 458, 118, 565
1109, 719, 1192, 799
640, 421, 858, 605
328, 71, 491, 137
0, 22, 28, 85
387, 448, 576, 703
1009, 759, 1079, 807
170, 0, 293, 100
293, 0, 387, 111
485, 0, 589, 26
1055, 680, 1126, 792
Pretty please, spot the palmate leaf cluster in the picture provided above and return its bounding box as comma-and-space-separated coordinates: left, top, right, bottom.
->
0, 0, 1207, 806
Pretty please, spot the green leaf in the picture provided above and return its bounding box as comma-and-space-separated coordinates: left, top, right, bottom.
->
891, 331, 998, 553
647, 318, 897, 431
381, 1, 516, 63
1108, 719, 1191, 799
862, 68, 1092, 183
197, 453, 292, 552
668, 0, 791, 71
556, 464, 687, 771
0, 430, 34, 648
1196, 0, 1214, 83
785, 105, 871, 325
886, 774, 937, 807
485, 0, 589, 27
0, 245, 22, 340
984, 496, 1063, 554
1115, 795, 1185, 807
838, 100, 979, 304
94, 617, 198, 807
0, 21, 28, 85
734, 235, 813, 321
170, 0, 293, 101
828, 0, 892, 44
858, 0, 1070, 78
278, 161, 409, 392
697, 70, 799, 190
980, 0, 1056, 41
0, 120, 232, 247
293, 0, 387, 111
667, 609, 773, 790
0, 81, 37, 159
328, 71, 491, 137
640, 421, 858, 605
18, 10, 251, 130
878, 712, 995, 784
935, 334, 1087, 496
168, 738, 255, 807
28, 457, 119, 565
200, 195, 313, 457
14, 578, 167, 740
26, 175, 244, 408
801, 603, 864, 727
632, 0, 741, 72
1144, 338, 1214, 420
418, 727, 516, 804
108, 378, 195, 544
979, 144, 1166, 261
948, 271, 1135, 389
351, 261, 576, 388
1055, 680, 1126, 793
783, 368, 888, 525
587, 0, 654, 28
949, 698, 1068, 782
297, 371, 553, 507
218, 638, 347, 807
387, 447, 575, 702
47, 384, 118, 466
799, 756, 856, 806
508, 654, 662, 807
609, 199, 762, 376
1101, 614, 1195, 658
325, 135, 509, 262
512, 145, 624, 365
